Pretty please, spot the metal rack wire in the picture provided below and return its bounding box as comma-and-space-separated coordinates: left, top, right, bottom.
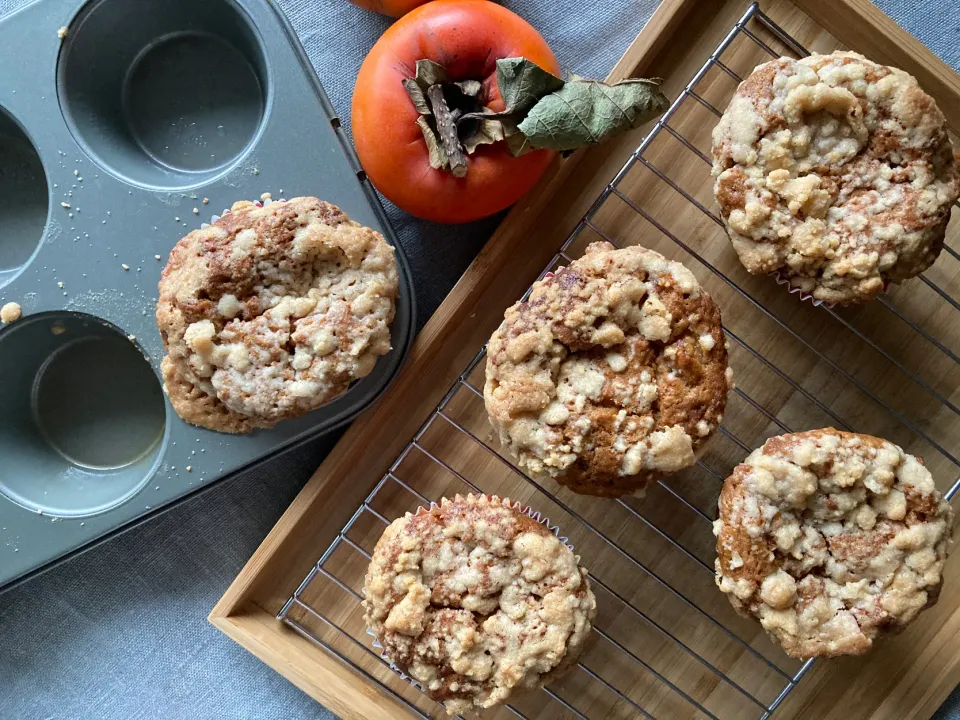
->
278, 4, 960, 718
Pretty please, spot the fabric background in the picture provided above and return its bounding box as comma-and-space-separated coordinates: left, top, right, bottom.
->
0, 1, 958, 718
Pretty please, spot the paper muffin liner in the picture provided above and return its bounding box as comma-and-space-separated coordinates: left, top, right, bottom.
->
771, 269, 891, 308
201, 195, 287, 229
362, 493, 577, 705
771, 270, 834, 308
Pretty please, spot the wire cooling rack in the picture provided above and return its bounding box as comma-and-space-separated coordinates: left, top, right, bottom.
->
278, 4, 960, 718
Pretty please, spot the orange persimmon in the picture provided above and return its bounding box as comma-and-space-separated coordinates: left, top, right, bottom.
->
348, 0, 432, 18
351, 0, 559, 223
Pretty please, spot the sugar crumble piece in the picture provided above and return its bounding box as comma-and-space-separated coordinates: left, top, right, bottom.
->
260, 192, 272, 201
185, 465, 192, 472
202, 197, 209, 205
127, 334, 136, 342
61, 202, 70, 209
155, 255, 162, 260
192, 208, 199, 215
121, 263, 130, 270
1, 302, 22, 324
57, 26, 68, 39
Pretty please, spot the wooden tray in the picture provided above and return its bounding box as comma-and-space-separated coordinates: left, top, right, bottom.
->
210, 1, 960, 718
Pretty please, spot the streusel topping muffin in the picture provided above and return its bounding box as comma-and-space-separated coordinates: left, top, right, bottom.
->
485, 241, 732, 497
715, 428, 953, 658
156, 197, 398, 432
712, 51, 959, 304
363, 494, 596, 715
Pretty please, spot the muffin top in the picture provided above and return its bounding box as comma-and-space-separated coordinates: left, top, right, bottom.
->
715, 428, 953, 658
363, 494, 596, 715
156, 197, 398, 432
484, 241, 731, 497
712, 51, 959, 304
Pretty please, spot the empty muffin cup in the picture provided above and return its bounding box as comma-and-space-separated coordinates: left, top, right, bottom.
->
0, 107, 48, 289
0, 312, 167, 517
57, 0, 268, 190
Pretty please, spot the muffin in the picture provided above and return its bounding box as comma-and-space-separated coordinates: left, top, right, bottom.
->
363, 494, 596, 715
715, 428, 953, 658
156, 197, 398, 432
712, 51, 960, 304
484, 241, 732, 498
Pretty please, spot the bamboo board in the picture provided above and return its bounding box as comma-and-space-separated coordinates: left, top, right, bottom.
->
210, 1, 960, 718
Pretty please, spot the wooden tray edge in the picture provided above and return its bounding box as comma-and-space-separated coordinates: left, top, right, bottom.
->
210, 605, 405, 720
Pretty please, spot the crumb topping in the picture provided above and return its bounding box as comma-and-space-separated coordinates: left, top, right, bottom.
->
715, 428, 953, 658
712, 51, 960, 304
484, 241, 731, 497
156, 197, 398, 431
0, 302, 21, 324
363, 494, 596, 715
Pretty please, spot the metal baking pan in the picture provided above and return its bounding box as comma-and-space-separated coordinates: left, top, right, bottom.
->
0, 0, 416, 591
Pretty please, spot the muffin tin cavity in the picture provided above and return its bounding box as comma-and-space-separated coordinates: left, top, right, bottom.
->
0, 0, 415, 590
0, 312, 166, 517
57, 0, 268, 189
0, 108, 48, 289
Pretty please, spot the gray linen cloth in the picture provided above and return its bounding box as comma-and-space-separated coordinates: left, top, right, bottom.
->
0, 0, 957, 718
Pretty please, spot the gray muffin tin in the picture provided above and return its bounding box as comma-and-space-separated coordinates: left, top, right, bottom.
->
0, 0, 415, 590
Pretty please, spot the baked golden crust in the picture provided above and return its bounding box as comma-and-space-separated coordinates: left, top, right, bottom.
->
712, 51, 960, 304
363, 494, 596, 715
715, 428, 953, 658
160, 355, 267, 434
484, 241, 732, 497
156, 197, 398, 432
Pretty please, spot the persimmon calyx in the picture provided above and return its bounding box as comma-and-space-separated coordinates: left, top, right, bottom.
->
403, 57, 670, 176
403, 59, 495, 177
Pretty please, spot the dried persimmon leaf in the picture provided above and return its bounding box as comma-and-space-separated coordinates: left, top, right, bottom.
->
455, 79, 482, 98
414, 58, 448, 88
496, 57, 565, 116
416, 115, 449, 170
517, 78, 668, 152
403, 78, 431, 115
463, 117, 505, 153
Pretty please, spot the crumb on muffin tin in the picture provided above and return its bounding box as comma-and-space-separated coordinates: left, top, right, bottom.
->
0, 301, 22, 324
